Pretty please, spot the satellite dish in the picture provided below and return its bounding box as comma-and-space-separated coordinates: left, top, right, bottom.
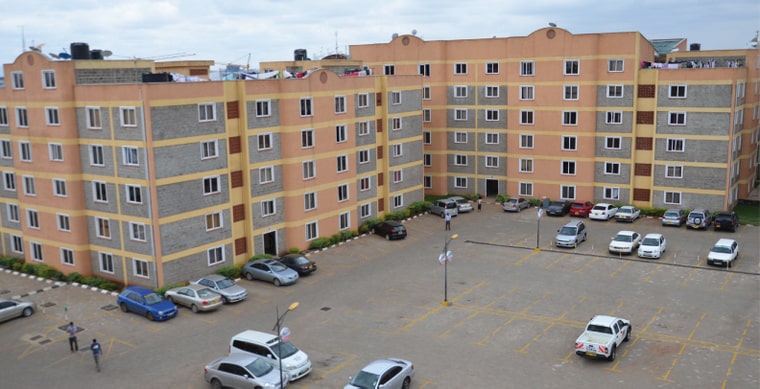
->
59, 52, 71, 59
411, 29, 417, 36
392, 33, 399, 39
49, 53, 60, 59
548, 22, 557, 27
102, 50, 112, 57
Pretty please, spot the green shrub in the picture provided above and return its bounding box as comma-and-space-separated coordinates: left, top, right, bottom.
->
409, 201, 431, 215
309, 237, 332, 250
288, 247, 301, 254
155, 282, 186, 296
340, 230, 354, 242
216, 265, 242, 280
21, 262, 37, 275
99, 282, 121, 292
81, 276, 106, 288
249, 253, 274, 262
359, 224, 370, 234
34, 264, 60, 279
495, 194, 507, 203
384, 210, 408, 221
11, 261, 23, 271
64, 272, 83, 283
528, 198, 541, 207
0, 256, 16, 269
640, 207, 667, 217
329, 233, 341, 245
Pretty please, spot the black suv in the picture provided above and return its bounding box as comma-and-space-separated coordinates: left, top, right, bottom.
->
713, 211, 739, 232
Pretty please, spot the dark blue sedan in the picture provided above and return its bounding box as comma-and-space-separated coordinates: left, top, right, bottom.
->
117, 285, 178, 321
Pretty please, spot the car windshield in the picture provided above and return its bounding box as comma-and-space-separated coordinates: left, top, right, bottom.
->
271, 341, 299, 359
216, 278, 235, 289
550, 202, 563, 207
711, 245, 732, 254
144, 293, 163, 305
350, 371, 380, 389
392, 226, 405, 231
619, 209, 631, 214
244, 358, 274, 377
613, 234, 632, 242
559, 227, 577, 235
271, 263, 288, 272
196, 288, 216, 298
642, 238, 659, 246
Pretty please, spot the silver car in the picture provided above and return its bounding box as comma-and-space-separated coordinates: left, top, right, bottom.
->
502, 197, 530, 212
204, 354, 287, 389
242, 259, 300, 286
345, 358, 415, 389
0, 298, 36, 323
661, 209, 687, 227
447, 196, 473, 213
165, 284, 223, 313
192, 274, 248, 304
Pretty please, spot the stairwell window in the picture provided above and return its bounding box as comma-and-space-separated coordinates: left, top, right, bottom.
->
300, 97, 313, 116
564, 59, 580, 75
454, 63, 468, 75
198, 103, 216, 122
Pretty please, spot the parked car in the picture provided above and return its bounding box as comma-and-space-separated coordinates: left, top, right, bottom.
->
0, 298, 36, 323
204, 353, 287, 389
230, 329, 312, 382
637, 233, 666, 259
713, 211, 739, 232
554, 219, 587, 248
569, 201, 594, 217
575, 315, 631, 361
447, 196, 473, 213
608, 231, 641, 255
430, 199, 459, 217
164, 284, 222, 313
546, 200, 572, 216
661, 209, 687, 227
192, 275, 248, 303
615, 206, 640, 223
345, 358, 415, 389
372, 221, 407, 240
686, 209, 712, 230
242, 259, 299, 286
589, 203, 618, 220
117, 285, 178, 321
707, 238, 740, 268
502, 197, 531, 212
279, 254, 317, 276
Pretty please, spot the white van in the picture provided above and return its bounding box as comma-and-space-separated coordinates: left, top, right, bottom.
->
229, 330, 312, 381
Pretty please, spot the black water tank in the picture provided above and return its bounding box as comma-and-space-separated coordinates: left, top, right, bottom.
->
690, 43, 701, 51
70, 42, 90, 60
90, 50, 103, 60
294, 49, 307, 61
142, 72, 172, 83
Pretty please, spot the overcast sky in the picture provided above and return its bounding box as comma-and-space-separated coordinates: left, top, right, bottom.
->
1, 0, 758, 74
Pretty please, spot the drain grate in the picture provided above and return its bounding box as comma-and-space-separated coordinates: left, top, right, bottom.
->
30, 335, 42, 341
321, 306, 332, 311
39, 339, 51, 345
41, 302, 56, 308
101, 304, 118, 311
0, 289, 9, 294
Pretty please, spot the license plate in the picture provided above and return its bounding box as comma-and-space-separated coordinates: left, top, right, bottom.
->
692, 225, 699, 229
585, 352, 597, 357
715, 224, 721, 228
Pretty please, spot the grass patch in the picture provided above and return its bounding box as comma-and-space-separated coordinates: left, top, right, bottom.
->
735, 203, 759, 226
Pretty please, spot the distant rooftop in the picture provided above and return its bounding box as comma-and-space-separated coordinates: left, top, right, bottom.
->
650, 38, 687, 56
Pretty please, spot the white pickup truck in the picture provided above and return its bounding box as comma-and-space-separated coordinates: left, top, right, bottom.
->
575, 315, 631, 361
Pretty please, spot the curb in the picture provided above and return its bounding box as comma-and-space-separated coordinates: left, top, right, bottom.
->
2, 268, 120, 298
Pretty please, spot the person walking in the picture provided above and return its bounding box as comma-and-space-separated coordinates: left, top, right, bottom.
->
477, 197, 482, 212
444, 210, 452, 231
90, 338, 102, 372
66, 322, 79, 352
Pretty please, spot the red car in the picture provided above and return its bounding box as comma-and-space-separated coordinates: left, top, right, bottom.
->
569, 201, 594, 217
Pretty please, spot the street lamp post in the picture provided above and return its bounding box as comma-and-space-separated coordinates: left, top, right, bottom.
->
272, 301, 300, 388
439, 233, 458, 306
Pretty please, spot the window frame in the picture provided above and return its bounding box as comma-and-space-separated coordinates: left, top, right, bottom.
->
485, 85, 499, 98
666, 138, 685, 152
562, 136, 577, 151
664, 191, 682, 205
665, 165, 684, 178
485, 155, 499, 168
604, 162, 621, 175
606, 84, 624, 98
126, 184, 143, 204
129, 222, 147, 242
42, 69, 56, 88
200, 140, 218, 160
563, 85, 579, 101
561, 160, 577, 175
120, 106, 137, 127
608, 59, 624, 72
668, 112, 687, 126
302, 160, 316, 180
485, 132, 499, 144
45, 106, 60, 125
603, 187, 620, 201
301, 129, 314, 148
122, 146, 139, 166
519, 85, 535, 100
519, 182, 534, 197
259, 166, 275, 184
519, 158, 534, 173
337, 154, 349, 173
261, 199, 276, 217
485, 62, 499, 74
564, 59, 580, 75
335, 95, 347, 113
89, 145, 104, 166
304, 192, 317, 211
255, 99, 271, 117
520, 61, 534, 76
520, 134, 534, 149
669, 85, 687, 99
257, 133, 273, 151
202, 175, 221, 195
198, 103, 216, 122
454, 63, 468, 75
133, 258, 150, 278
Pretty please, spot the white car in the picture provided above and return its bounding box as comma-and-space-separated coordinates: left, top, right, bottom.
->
637, 233, 666, 259
590, 203, 618, 220
609, 231, 641, 254
707, 238, 739, 268
448, 196, 473, 213
615, 206, 640, 223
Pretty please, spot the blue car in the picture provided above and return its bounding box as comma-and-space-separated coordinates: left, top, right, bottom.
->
117, 285, 178, 321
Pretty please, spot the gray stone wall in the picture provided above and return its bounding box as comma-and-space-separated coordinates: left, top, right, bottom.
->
155, 175, 230, 218
447, 85, 476, 105
447, 131, 475, 152
159, 209, 231, 256
247, 99, 281, 129
75, 68, 150, 85
115, 148, 149, 180
651, 191, 725, 211
150, 103, 226, 141
120, 221, 154, 256
478, 85, 508, 105
250, 165, 284, 197
87, 216, 122, 250
657, 85, 732, 108
593, 186, 630, 203
477, 131, 505, 153
446, 108, 476, 128
593, 162, 631, 184
388, 140, 421, 167
595, 137, 632, 158
477, 109, 507, 129
153, 141, 228, 179
390, 165, 422, 192
355, 94, 376, 117
251, 198, 285, 228
596, 85, 634, 107
653, 165, 727, 190
117, 184, 151, 218
76, 107, 113, 140
78, 144, 116, 176
161, 244, 232, 285
253, 229, 284, 256
355, 149, 377, 174
82, 181, 119, 213
654, 139, 729, 163
388, 115, 422, 141
595, 111, 634, 133
249, 133, 282, 164
388, 90, 422, 114
356, 176, 377, 201
655, 112, 731, 136
355, 120, 376, 145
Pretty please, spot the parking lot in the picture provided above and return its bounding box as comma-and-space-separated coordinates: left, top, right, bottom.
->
2, 202, 759, 388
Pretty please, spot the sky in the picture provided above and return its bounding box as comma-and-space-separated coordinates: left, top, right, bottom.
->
1, 0, 758, 74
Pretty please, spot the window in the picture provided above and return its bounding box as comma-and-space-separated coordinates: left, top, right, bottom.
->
0, 109, 8, 127
424, 175, 432, 189
605, 162, 621, 175
11, 71, 24, 89
16, 107, 28, 128
357, 93, 369, 108
485, 133, 499, 144
99, 252, 114, 273
454, 63, 468, 74
454, 132, 468, 144
608, 59, 624, 72
126, 185, 142, 204
96, 217, 111, 239
358, 149, 370, 164
337, 155, 348, 172
256, 99, 271, 117
338, 184, 349, 202
30, 242, 43, 262
336, 125, 347, 143
23, 210, 35, 229
664, 191, 682, 205
61, 248, 74, 266
393, 194, 403, 208
303, 161, 315, 180
42, 70, 56, 88
300, 97, 313, 116
669, 85, 687, 98
606, 111, 623, 124
86, 107, 102, 129
665, 165, 683, 178
520, 134, 534, 149
203, 176, 220, 195
301, 129, 314, 148
57, 214, 70, 231
53, 178, 67, 197
383, 65, 395, 75
19, 142, 31, 162
424, 131, 432, 144
359, 176, 371, 191
304, 192, 317, 211
519, 158, 534, 173
3, 171, 15, 191
602, 137, 621, 151
604, 187, 620, 200
392, 169, 403, 183
90, 145, 104, 166
562, 136, 577, 151
93, 181, 107, 202
358, 121, 370, 136
485, 85, 499, 98
205, 212, 222, 230
485, 62, 499, 74
423, 153, 431, 167
198, 103, 215, 122
606, 85, 624, 98
485, 155, 499, 168
48, 143, 64, 162
339, 212, 350, 230
120, 107, 137, 127
564, 59, 580, 75
201, 140, 218, 159
23, 176, 36, 196
520, 110, 534, 125
205, 247, 224, 266
261, 199, 275, 216
391, 117, 402, 130
455, 154, 468, 166
563, 111, 578, 125
454, 109, 468, 121
360, 203, 371, 218
561, 185, 576, 200
133, 259, 150, 278
258, 133, 272, 150
423, 109, 431, 122
45, 107, 60, 125
11, 235, 23, 253
335, 95, 346, 113
561, 160, 576, 175
520, 61, 534, 76
520, 85, 534, 100
423, 86, 431, 100
666, 138, 685, 152
486, 109, 499, 121
668, 112, 686, 125
455, 177, 468, 188
391, 144, 402, 158
122, 146, 139, 166
7, 204, 19, 223
254, 167, 273, 186
390, 91, 401, 105
129, 222, 146, 241
519, 182, 533, 197
418, 63, 430, 77
454, 86, 467, 98
306, 221, 318, 240
564, 85, 579, 100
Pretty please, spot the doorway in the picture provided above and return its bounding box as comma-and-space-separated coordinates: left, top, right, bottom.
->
486, 179, 499, 197
263, 231, 277, 256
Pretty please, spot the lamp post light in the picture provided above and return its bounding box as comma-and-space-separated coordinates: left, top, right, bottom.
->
272, 301, 300, 388
439, 233, 458, 306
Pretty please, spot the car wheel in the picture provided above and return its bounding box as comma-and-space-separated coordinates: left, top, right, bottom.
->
402, 377, 411, 389
273, 278, 281, 287
22, 307, 33, 317
625, 325, 632, 342
385, 234, 391, 240
146, 312, 155, 321
120, 303, 128, 313
191, 304, 199, 313
245, 272, 254, 281
210, 378, 223, 389
608, 345, 616, 362
222, 296, 229, 304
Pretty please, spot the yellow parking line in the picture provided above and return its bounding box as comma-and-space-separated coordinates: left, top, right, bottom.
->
641, 306, 665, 333
680, 268, 699, 287
574, 257, 599, 273
643, 264, 664, 282
514, 250, 540, 266
719, 273, 734, 290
